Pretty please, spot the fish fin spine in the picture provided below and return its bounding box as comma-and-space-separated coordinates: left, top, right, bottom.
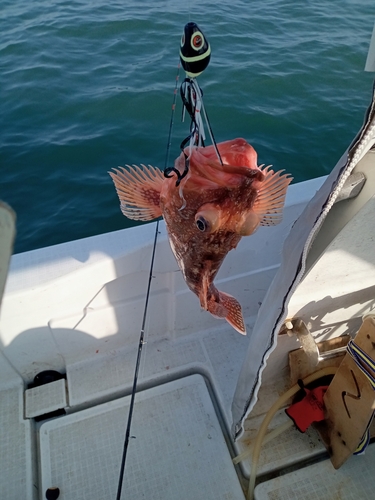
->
253, 166, 293, 226
109, 164, 164, 221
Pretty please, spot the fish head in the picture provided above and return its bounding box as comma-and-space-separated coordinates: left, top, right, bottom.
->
161, 138, 266, 238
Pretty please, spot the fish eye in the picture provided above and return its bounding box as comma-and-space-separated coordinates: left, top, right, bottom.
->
194, 204, 220, 233
196, 216, 208, 232
191, 32, 204, 50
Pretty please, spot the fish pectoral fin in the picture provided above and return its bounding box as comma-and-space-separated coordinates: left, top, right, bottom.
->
253, 166, 293, 226
109, 164, 164, 221
207, 291, 246, 335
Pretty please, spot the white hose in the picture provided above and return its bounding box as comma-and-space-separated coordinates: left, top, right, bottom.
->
246, 366, 338, 500
232, 420, 294, 465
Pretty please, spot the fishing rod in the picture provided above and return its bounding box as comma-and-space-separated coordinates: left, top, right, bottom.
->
115, 221, 159, 500
115, 21, 220, 499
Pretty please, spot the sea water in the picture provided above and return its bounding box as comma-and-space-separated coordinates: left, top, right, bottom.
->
1, 0, 374, 253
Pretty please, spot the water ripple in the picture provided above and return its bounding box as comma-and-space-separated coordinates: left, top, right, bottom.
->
1, 0, 374, 253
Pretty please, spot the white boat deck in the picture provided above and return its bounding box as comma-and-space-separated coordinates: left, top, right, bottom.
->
1, 172, 375, 499
255, 443, 375, 500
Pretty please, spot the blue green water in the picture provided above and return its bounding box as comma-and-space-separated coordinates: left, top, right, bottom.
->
1, 0, 374, 254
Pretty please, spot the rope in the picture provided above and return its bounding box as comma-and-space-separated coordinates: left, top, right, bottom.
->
346, 339, 375, 454
347, 339, 375, 388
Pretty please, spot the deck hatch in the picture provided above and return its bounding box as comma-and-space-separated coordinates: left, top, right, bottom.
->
39, 374, 244, 500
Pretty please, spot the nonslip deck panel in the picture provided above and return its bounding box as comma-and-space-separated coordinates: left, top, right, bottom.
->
0, 385, 34, 500
254, 443, 375, 499
25, 379, 67, 418
39, 374, 244, 500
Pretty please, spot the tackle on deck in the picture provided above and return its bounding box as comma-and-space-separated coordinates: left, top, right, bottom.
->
164, 21, 222, 186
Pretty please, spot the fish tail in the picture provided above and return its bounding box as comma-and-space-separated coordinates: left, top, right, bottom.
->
207, 291, 246, 335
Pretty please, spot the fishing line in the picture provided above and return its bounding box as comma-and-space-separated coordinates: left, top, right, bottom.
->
115, 62, 181, 500
200, 95, 223, 165
180, 77, 223, 167
166, 21, 220, 187
116, 26, 218, 495
164, 62, 181, 170
165, 76, 223, 187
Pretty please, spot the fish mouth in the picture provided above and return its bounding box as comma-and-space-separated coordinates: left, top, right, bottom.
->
203, 159, 263, 184
186, 140, 264, 187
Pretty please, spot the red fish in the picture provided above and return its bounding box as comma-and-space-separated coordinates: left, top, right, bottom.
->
109, 138, 292, 334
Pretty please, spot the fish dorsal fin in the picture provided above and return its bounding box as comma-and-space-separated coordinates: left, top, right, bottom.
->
253, 165, 293, 226
109, 164, 164, 221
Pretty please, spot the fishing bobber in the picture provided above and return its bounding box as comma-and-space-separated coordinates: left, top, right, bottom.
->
179, 22, 211, 77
